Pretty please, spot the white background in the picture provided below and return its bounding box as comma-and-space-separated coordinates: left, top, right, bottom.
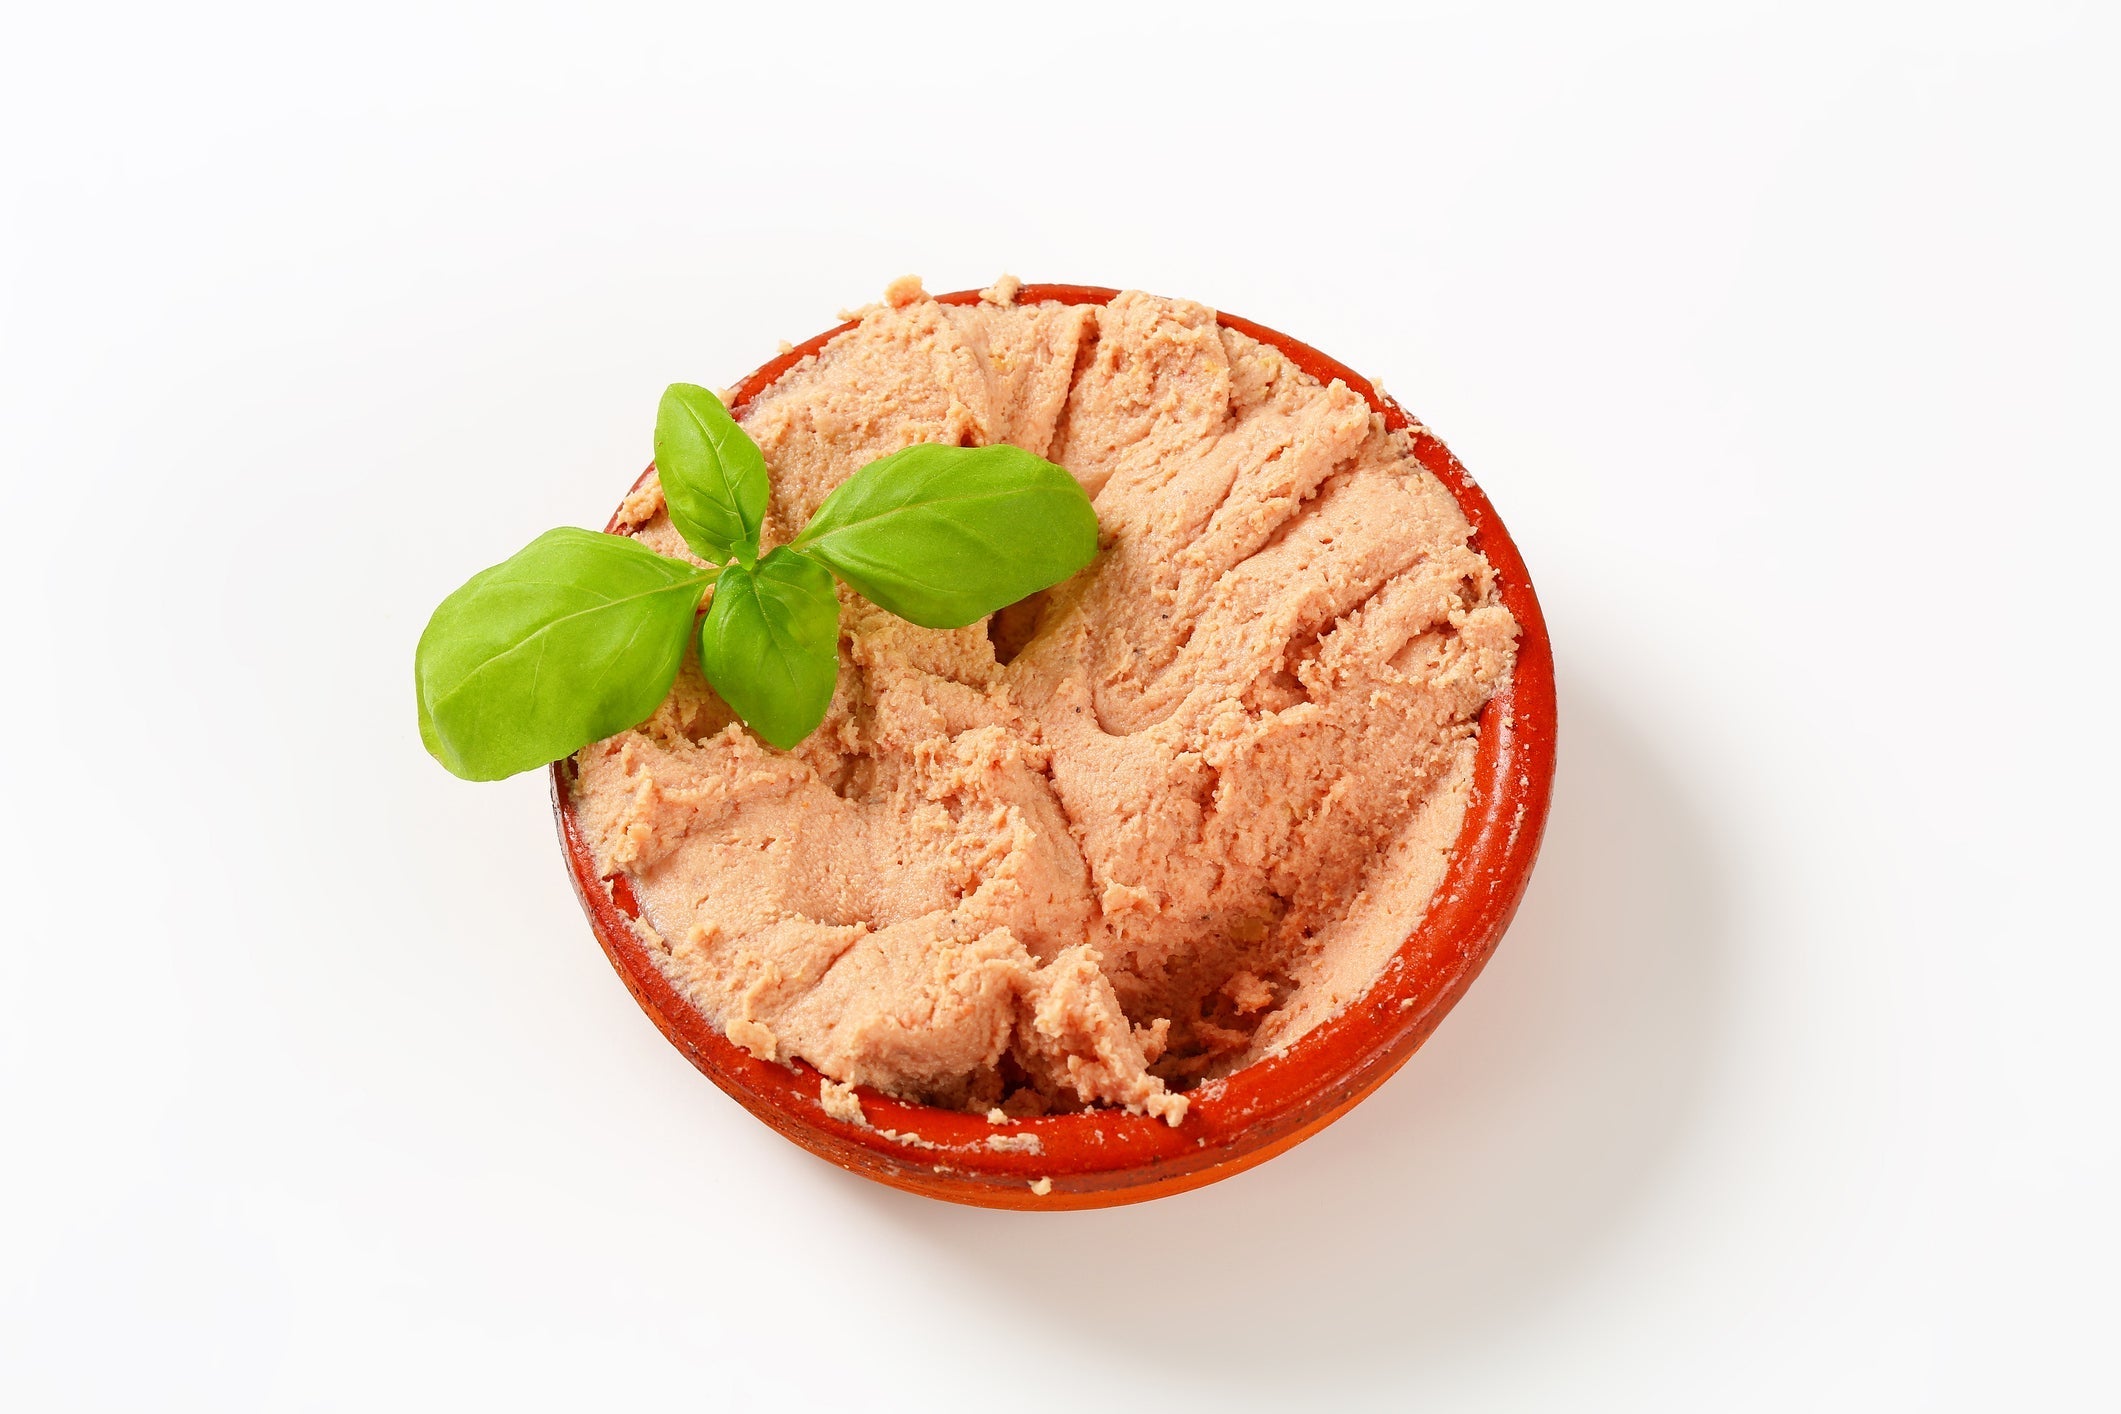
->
3, 2, 2115, 1409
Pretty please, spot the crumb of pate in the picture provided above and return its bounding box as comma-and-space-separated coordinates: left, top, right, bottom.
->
819, 1078, 869, 1127
726, 1017, 777, 1062
614, 478, 666, 532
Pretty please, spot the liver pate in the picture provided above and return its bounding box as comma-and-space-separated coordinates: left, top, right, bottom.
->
573, 280, 1518, 1126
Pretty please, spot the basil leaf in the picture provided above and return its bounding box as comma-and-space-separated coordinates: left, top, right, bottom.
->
697, 547, 841, 751
416, 527, 713, 781
790, 443, 1098, 629
654, 383, 770, 567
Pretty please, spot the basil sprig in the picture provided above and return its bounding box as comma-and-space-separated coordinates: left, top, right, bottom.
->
416, 385, 1099, 779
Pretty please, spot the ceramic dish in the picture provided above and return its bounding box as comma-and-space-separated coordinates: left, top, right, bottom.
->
553, 284, 1556, 1209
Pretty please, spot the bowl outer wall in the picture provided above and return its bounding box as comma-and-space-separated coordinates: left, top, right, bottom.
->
550, 284, 1558, 1210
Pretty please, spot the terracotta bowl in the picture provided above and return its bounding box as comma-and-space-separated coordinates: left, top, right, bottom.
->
552, 284, 1556, 1209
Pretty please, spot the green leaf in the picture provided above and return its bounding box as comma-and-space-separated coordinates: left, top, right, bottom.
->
415, 527, 714, 781
790, 442, 1098, 629
654, 383, 770, 567
697, 547, 841, 750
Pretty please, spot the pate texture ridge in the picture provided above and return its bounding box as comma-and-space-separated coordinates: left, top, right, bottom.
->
573, 280, 1518, 1125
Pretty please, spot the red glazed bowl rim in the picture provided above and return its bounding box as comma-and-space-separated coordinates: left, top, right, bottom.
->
552, 283, 1557, 1209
